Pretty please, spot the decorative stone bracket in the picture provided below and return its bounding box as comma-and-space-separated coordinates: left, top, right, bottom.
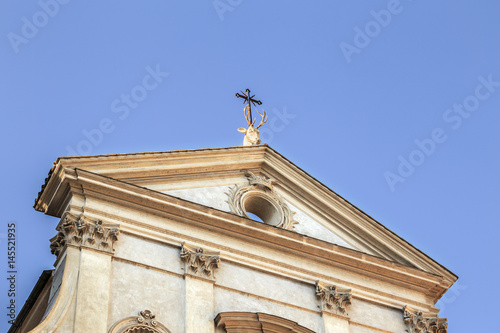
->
403, 306, 448, 333
180, 243, 220, 281
315, 281, 352, 315
50, 213, 120, 258
226, 170, 298, 230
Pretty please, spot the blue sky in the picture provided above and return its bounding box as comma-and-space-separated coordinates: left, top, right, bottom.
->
1, 1, 499, 331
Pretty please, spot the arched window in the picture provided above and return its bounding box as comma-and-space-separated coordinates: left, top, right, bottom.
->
215, 312, 315, 333
109, 310, 171, 333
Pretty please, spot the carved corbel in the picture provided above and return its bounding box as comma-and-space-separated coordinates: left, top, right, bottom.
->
403, 306, 448, 333
316, 281, 352, 315
50, 213, 119, 259
180, 243, 220, 281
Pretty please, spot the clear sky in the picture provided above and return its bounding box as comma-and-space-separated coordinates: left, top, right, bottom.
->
1, 1, 499, 332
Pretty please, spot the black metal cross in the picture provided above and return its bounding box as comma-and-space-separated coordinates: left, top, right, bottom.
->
235, 88, 262, 124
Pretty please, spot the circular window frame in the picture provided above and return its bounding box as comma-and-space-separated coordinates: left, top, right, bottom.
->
226, 171, 297, 230
241, 190, 282, 226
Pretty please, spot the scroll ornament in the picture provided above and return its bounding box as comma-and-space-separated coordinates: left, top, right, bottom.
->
110, 309, 172, 333
135, 310, 157, 327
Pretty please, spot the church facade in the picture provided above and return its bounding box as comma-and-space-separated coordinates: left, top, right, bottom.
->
11, 145, 455, 333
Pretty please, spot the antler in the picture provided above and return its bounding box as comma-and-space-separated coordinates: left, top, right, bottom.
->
244, 105, 254, 127
255, 109, 267, 129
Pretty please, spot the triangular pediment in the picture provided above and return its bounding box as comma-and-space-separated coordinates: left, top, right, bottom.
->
34, 145, 456, 290
161, 184, 358, 251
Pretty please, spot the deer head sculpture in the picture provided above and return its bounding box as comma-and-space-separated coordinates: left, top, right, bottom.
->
238, 105, 268, 146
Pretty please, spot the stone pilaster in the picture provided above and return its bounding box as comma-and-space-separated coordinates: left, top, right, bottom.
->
316, 281, 351, 333
73, 246, 113, 332
180, 243, 220, 333
30, 213, 120, 332
51, 214, 118, 332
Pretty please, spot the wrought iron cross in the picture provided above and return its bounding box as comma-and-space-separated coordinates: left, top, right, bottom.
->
235, 88, 262, 124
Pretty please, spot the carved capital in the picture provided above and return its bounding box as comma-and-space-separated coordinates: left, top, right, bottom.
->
50, 213, 119, 258
316, 281, 352, 315
403, 306, 448, 333
180, 243, 220, 280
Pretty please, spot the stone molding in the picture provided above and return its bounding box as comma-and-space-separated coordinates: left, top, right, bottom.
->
226, 170, 298, 230
316, 281, 352, 315
108, 310, 172, 333
403, 306, 448, 333
180, 242, 220, 280
215, 312, 315, 333
50, 213, 120, 258
34, 146, 458, 294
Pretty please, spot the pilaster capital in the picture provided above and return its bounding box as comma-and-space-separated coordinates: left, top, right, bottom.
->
50, 213, 120, 259
180, 242, 220, 281
315, 281, 352, 316
403, 306, 448, 333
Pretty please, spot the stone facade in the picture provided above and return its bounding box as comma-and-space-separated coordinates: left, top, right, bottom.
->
12, 145, 456, 332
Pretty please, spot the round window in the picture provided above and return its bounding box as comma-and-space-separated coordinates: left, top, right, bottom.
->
242, 194, 281, 226
226, 171, 298, 230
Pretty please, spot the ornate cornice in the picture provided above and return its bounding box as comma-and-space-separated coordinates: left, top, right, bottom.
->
403, 306, 448, 333
50, 213, 119, 258
315, 281, 352, 315
180, 243, 220, 280
226, 170, 298, 230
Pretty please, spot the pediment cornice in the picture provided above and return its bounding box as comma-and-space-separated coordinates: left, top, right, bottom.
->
36, 165, 454, 303
34, 145, 457, 303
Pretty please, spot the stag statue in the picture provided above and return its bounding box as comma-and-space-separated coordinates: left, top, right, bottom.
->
235, 89, 268, 146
